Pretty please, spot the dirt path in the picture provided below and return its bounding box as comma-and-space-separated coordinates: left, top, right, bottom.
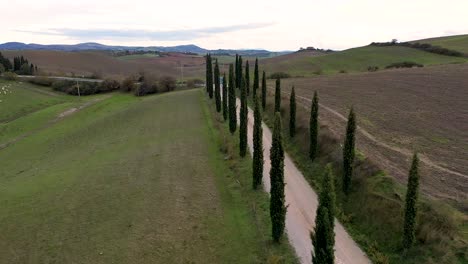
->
289, 93, 468, 180
0, 95, 111, 150
235, 96, 370, 264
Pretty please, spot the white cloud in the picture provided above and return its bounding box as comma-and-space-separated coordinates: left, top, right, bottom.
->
0, 0, 467, 50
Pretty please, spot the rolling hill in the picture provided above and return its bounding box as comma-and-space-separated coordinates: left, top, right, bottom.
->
412, 34, 468, 54
260, 45, 467, 77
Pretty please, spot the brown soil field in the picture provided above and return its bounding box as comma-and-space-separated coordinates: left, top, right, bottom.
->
269, 63, 468, 205
2, 50, 206, 80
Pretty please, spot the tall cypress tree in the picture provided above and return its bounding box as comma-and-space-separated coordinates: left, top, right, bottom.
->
253, 58, 259, 98
343, 108, 356, 194
222, 72, 228, 121
310, 91, 319, 160
205, 54, 209, 93
239, 77, 248, 157
207, 54, 213, 98
262, 71, 267, 110
274, 78, 281, 113
253, 96, 264, 189
245, 60, 250, 96
235, 54, 239, 88
403, 153, 420, 248
228, 64, 237, 134
214, 59, 221, 112
289, 87, 296, 138
311, 164, 335, 264
238, 56, 243, 89
311, 206, 334, 264
270, 112, 286, 242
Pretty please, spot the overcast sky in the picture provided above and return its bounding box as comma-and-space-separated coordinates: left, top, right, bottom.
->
1, 0, 467, 51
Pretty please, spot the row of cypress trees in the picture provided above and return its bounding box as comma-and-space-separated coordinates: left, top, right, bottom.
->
279, 85, 421, 261
206, 54, 287, 243
205, 54, 420, 259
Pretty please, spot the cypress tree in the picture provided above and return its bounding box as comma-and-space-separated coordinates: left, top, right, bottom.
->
205, 54, 209, 93
343, 108, 356, 194
207, 54, 213, 98
270, 112, 286, 242
320, 164, 336, 230
311, 206, 334, 264
253, 96, 263, 189
311, 164, 336, 264
289, 87, 296, 138
245, 60, 250, 96
310, 91, 319, 160
253, 58, 259, 98
228, 64, 237, 133
238, 56, 243, 88
222, 72, 228, 121
403, 153, 420, 248
235, 54, 239, 88
274, 78, 281, 113
262, 71, 267, 110
214, 59, 221, 112
239, 77, 248, 157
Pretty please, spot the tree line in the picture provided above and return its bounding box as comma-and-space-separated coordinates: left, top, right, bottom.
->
205, 54, 421, 263
0, 52, 38, 75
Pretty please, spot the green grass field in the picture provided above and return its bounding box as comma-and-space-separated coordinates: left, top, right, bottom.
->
0, 80, 70, 123
262, 45, 467, 76
0, 84, 297, 263
414, 34, 468, 54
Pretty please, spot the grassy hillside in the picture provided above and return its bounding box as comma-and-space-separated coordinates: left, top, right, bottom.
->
260, 45, 467, 77
0, 86, 297, 263
414, 34, 468, 54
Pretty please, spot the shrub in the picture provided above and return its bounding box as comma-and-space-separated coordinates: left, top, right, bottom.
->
367, 66, 379, 72
313, 69, 323, 75
269, 72, 291, 79
159, 76, 176, 92
28, 76, 53, 86
339, 69, 347, 73
3, 72, 18, 80
385, 62, 423, 69
98, 79, 120, 93
186, 78, 204, 89
0, 64, 5, 73
120, 77, 136, 92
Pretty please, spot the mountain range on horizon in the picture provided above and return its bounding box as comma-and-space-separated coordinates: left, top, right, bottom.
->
0, 42, 293, 56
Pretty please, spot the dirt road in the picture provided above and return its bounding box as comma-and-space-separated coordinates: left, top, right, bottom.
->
235, 97, 370, 264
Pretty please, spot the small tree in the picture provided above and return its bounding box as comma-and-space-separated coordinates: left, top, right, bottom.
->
403, 153, 420, 248
214, 59, 221, 112
245, 60, 250, 96
222, 72, 228, 121
228, 64, 237, 133
253, 58, 259, 98
320, 164, 335, 229
274, 78, 281, 113
239, 77, 248, 157
310, 91, 319, 160
289, 86, 296, 138
262, 71, 267, 109
238, 56, 243, 89
253, 96, 264, 189
270, 112, 286, 242
343, 108, 356, 194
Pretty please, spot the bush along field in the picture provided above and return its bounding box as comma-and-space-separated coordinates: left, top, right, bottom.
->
256, 82, 467, 264
218, 54, 466, 263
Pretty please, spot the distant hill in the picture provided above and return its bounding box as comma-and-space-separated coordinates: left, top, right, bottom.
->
411, 34, 468, 54
0, 42, 291, 56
